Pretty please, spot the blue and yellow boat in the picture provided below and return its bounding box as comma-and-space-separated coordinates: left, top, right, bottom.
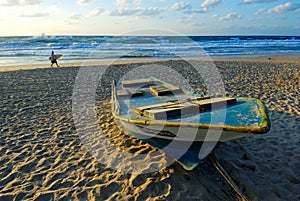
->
111, 78, 271, 170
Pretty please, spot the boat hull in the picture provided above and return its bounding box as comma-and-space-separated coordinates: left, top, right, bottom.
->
116, 119, 252, 170
111, 78, 271, 170
117, 120, 216, 170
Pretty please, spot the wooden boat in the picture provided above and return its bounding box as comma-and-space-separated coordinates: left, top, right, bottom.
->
111, 77, 271, 170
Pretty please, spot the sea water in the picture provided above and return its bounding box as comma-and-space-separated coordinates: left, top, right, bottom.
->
0, 35, 299, 66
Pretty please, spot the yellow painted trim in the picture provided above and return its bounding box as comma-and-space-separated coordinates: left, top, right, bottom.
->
112, 97, 271, 134
112, 80, 270, 135
256, 98, 271, 133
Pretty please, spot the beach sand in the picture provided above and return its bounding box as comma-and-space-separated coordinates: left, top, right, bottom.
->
0, 56, 299, 200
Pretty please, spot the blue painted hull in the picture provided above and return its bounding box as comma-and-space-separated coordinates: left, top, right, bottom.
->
112, 78, 271, 170
133, 130, 215, 170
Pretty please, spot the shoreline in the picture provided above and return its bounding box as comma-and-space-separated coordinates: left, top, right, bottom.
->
1, 54, 300, 72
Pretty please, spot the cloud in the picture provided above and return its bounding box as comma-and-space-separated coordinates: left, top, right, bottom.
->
201, 0, 222, 11
86, 7, 104, 17
268, 2, 300, 14
1, 0, 42, 6
69, 14, 84, 20
66, 8, 104, 23
115, 0, 141, 5
188, 9, 207, 14
19, 12, 49, 17
66, 13, 84, 24
109, 8, 142, 16
20, 0, 42, 5
243, 0, 277, 4
170, 2, 191, 11
176, 15, 195, 25
293, 25, 300, 30
210, 13, 219, 18
255, 8, 265, 15
109, 7, 164, 17
116, 0, 129, 4
134, 0, 141, 5
76, 0, 94, 5
220, 12, 242, 20
139, 7, 164, 16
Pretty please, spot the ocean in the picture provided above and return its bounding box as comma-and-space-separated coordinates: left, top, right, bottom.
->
0, 35, 299, 66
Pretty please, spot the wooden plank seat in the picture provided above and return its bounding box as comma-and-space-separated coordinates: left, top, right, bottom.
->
193, 97, 237, 111
134, 97, 237, 120
122, 78, 154, 88
116, 90, 131, 97
134, 99, 199, 120
116, 89, 143, 98
150, 84, 183, 96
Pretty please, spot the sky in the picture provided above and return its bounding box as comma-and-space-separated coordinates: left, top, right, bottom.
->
0, 0, 299, 36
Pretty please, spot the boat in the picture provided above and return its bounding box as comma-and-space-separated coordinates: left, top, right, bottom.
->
111, 77, 271, 170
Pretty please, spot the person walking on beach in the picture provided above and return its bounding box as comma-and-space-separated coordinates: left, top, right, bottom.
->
50, 51, 59, 67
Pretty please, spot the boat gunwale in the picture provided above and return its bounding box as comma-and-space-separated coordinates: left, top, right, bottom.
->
111, 80, 271, 135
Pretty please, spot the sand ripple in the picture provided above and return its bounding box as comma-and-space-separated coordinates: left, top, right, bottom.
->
0, 60, 299, 200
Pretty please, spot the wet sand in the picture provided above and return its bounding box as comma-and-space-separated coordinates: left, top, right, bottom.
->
1, 55, 300, 73
0, 56, 299, 200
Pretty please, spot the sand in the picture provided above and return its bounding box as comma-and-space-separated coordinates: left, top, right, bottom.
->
0, 56, 299, 200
